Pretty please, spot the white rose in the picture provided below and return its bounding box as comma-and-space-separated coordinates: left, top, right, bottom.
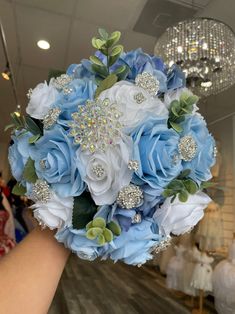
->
77, 137, 133, 205
99, 81, 168, 130
32, 192, 73, 229
154, 191, 211, 236
26, 79, 59, 119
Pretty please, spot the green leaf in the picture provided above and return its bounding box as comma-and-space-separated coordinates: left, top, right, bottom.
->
95, 74, 118, 98
4, 124, 15, 132
108, 53, 121, 67
110, 45, 123, 57
91, 64, 109, 78
95, 38, 106, 49
169, 121, 183, 133
23, 157, 38, 183
12, 182, 26, 196
89, 55, 105, 67
183, 179, 198, 194
107, 221, 121, 236
86, 227, 103, 240
97, 234, 105, 245
86, 221, 93, 231
72, 192, 97, 229
178, 190, 189, 202
200, 181, 216, 190
170, 195, 177, 203
106, 31, 121, 47
115, 65, 130, 81
28, 134, 41, 144
98, 28, 109, 40
177, 169, 191, 179
162, 189, 175, 198
92, 217, 106, 228
103, 228, 113, 242
25, 116, 43, 135
168, 179, 184, 190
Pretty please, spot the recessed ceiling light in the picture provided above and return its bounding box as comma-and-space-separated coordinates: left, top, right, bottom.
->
37, 40, 50, 50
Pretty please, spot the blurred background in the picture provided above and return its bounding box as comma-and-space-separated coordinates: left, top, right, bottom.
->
1, 1, 235, 313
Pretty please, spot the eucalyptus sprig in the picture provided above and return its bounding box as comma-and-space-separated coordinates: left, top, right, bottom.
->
168, 92, 199, 133
90, 28, 130, 97
162, 169, 199, 203
5, 111, 43, 144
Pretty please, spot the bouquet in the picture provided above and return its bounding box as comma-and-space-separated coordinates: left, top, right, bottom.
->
7, 29, 216, 265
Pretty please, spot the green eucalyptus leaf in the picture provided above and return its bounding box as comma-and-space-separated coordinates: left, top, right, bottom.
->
168, 179, 184, 190
107, 221, 121, 236
162, 189, 175, 198
106, 31, 121, 47
92, 217, 106, 228
183, 179, 198, 194
103, 228, 113, 242
95, 74, 118, 98
110, 45, 123, 57
72, 192, 97, 229
28, 134, 40, 144
23, 157, 38, 183
4, 124, 15, 132
86, 221, 93, 231
91, 64, 109, 78
178, 190, 189, 202
200, 181, 216, 190
108, 53, 121, 67
115, 65, 130, 81
98, 28, 109, 40
97, 234, 105, 245
12, 182, 27, 196
86, 227, 103, 240
177, 169, 191, 179
25, 116, 43, 135
169, 121, 183, 133
89, 55, 105, 67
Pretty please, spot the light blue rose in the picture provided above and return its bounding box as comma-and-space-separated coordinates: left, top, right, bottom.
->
55, 77, 96, 126
100, 219, 162, 265
8, 131, 32, 181
56, 228, 100, 261
30, 125, 85, 197
167, 64, 186, 90
67, 60, 95, 81
180, 115, 216, 184
131, 116, 182, 190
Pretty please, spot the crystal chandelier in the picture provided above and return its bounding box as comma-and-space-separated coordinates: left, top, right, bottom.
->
154, 18, 235, 97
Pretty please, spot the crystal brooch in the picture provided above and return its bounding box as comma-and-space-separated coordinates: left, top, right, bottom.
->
135, 72, 160, 96
32, 180, 51, 203
43, 108, 61, 129
178, 135, 197, 162
117, 184, 143, 209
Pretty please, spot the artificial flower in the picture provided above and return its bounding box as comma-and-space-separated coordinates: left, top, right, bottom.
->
26, 80, 59, 119
77, 137, 132, 205
32, 192, 73, 229
99, 81, 168, 130
154, 191, 211, 236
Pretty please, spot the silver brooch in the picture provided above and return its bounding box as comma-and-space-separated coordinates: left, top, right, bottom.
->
128, 160, 139, 171
178, 135, 197, 162
133, 92, 146, 104
31, 180, 51, 203
43, 108, 61, 129
92, 164, 105, 178
69, 98, 123, 153
52, 74, 73, 90
213, 146, 218, 158
132, 213, 142, 224
27, 88, 33, 99
135, 72, 160, 96
151, 236, 172, 255
117, 184, 143, 209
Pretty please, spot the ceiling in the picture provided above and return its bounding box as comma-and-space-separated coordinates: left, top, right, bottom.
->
0, 0, 235, 142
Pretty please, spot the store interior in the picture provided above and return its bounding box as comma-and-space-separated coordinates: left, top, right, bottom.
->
1, 0, 235, 313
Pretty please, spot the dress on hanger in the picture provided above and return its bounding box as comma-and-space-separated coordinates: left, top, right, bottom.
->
191, 252, 214, 292
182, 246, 200, 296
196, 201, 223, 251
166, 244, 186, 291
213, 239, 235, 314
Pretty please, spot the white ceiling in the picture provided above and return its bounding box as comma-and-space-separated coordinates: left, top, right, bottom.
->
0, 0, 235, 142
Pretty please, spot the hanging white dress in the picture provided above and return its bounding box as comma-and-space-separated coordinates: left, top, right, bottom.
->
191, 252, 214, 292
196, 201, 223, 251
166, 244, 186, 291
182, 246, 200, 296
213, 239, 235, 314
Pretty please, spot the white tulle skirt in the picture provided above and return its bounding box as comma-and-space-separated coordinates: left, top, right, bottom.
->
166, 254, 185, 291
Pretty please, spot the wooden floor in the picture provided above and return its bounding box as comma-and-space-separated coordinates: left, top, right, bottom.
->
49, 255, 216, 314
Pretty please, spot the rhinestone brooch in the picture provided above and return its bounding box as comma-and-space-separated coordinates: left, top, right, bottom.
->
92, 164, 105, 178
128, 160, 139, 171
133, 92, 146, 104
178, 135, 197, 162
32, 180, 51, 203
132, 213, 142, 224
152, 236, 172, 254
52, 74, 73, 90
27, 88, 33, 99
135, 72, 160, 96
117, 184, 143, 209
69, 98, 123, 153
43, 108, 61, 129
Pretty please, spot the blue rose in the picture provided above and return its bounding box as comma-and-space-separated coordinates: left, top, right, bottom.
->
67, 60, 95, 81
167, 64, 186, 90
56, 227, 100, 261
180, 115, 216, 184
30, 125, 85, 197
100, 219, 162, 265
8, 131, 32, 181
131, 116, 182, 190
54, 77, 96, 126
